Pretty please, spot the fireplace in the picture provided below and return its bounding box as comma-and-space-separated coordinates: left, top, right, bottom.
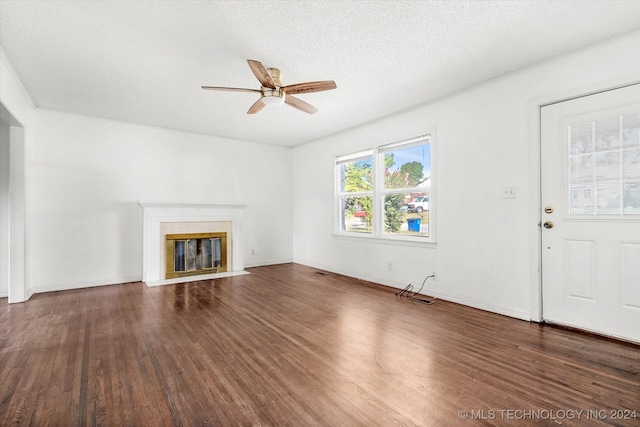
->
139, 202, 247, 286
165, 232, 227, 278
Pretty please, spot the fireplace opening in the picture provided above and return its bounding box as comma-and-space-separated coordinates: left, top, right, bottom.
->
165, 232, 227, 279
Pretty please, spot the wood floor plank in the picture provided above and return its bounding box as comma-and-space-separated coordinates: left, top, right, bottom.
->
0, 263, 638, 426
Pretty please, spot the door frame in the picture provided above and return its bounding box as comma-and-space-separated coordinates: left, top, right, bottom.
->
0, 101, 26, 303
527, 73, 640, 322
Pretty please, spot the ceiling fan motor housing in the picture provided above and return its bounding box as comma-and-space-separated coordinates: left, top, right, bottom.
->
267, 68, 283, 86
261, 68, 285, 106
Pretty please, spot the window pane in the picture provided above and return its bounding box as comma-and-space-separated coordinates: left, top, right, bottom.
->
570, 154, 593, 184
624, 182, 640, 214
624, 147, 640, 180
570, 185, 594, 214
383, 142, 431, 190
405, 194, 429, 213
384, 193, 429, 237
341, 196, 372, 233
595, 151, 620, 181
595, 117, 620, 151
623, 114, 640, 148
570, 122, 593, 154
340, 157, 373, 192
596, 183, 621, 214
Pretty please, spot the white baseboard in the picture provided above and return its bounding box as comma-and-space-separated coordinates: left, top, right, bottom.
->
294, 259, 531, 322
28, 275, 142, 296
22, 260, 292, 297
243, 258, 294, 268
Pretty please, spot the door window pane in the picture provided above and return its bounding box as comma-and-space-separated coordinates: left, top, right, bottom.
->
624, 148, 640, 179
570, 186, 594, 214
596, 183, 621, 214
595, 151, 620, 181
623, 113, 640, 147
570, 122, 593, 154
595, 117, 620, 151
624, 182, 640, 214
570, 154, 593, 184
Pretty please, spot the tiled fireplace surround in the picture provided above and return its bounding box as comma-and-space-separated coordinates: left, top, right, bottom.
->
139, 203, 248, 286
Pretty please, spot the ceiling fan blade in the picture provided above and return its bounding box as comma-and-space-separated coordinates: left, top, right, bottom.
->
201, 86, 261, 93
285, 95, 318, 114
247, 60, 276, 89
247, 99, 266, 114
282, 80, 337, 95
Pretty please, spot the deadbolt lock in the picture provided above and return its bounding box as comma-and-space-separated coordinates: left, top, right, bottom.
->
543, 221, 554, 229
544, 206, 554, 214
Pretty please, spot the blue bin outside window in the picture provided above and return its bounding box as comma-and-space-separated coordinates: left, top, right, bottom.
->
407, 218, 421, 232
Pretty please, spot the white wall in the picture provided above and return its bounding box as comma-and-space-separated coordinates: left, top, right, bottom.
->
29, 109, 293, 293
292, 31, 640, 320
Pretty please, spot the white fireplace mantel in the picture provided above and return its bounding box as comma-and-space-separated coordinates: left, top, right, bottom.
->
139, 202, 248, 286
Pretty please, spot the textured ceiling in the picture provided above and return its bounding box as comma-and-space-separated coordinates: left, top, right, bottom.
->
2, 0, 640, 147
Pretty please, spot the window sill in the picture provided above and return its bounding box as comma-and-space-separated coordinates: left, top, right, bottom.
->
332, 232, 437, 248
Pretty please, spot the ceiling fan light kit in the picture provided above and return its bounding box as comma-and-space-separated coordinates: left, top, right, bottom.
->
260, 89, 285, 106
202, 59, 336, 114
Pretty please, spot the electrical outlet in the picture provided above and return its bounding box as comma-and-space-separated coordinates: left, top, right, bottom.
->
251, 249, 255, 256
501, 186, 517, 199
388, 262, 393, 271
431, 271, 436, 281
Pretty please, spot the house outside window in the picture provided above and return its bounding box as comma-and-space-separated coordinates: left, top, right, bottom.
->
336, 134, 433, 242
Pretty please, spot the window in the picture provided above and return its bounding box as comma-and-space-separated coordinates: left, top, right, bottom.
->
569, 113, 640, 215
336, 135, 433, 241
336, 150, 374, 233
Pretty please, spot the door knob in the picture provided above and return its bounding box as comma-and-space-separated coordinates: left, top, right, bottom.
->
543, 221, 554, 229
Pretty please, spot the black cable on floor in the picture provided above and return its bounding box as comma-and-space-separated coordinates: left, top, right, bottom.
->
396, 274, 436, 304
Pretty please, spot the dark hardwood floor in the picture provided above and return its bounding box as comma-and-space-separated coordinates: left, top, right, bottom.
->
0, 263, 638, 426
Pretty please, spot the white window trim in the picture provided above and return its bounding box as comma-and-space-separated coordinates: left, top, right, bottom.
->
334, 133, 436, 245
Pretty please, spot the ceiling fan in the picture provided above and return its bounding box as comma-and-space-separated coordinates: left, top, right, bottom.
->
202, 59, 337, 114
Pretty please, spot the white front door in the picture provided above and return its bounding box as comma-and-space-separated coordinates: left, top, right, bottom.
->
541, 84, 640, 343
